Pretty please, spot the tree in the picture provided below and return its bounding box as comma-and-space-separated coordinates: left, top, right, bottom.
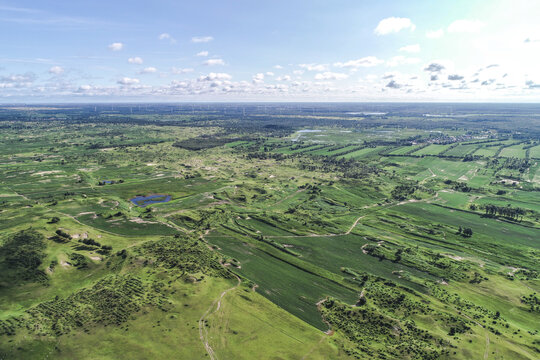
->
462, 228, 473, 237
48, 216, 60, 224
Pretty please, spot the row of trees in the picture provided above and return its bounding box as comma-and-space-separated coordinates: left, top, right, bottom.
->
479, 203, 527, 221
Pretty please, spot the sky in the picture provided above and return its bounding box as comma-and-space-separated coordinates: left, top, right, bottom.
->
1, 0, 540, 102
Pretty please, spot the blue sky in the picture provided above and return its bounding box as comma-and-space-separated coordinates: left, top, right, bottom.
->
1, 0, 540, 102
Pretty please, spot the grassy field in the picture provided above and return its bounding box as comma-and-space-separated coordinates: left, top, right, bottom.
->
1, 106, 539, 359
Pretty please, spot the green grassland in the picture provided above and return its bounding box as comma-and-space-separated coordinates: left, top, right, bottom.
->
0, 107, 539, 359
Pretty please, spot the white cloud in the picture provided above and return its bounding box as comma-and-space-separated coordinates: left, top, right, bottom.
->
108, 42, 124, 51
128, 57, 143, 64
0, 72, 36, 88
158, 33, 176, 43
117, 77, 139, 85
386, 56, 421, 67
171, 67, 194, 74
196, 51, 209, 57
252, 73, 265, 84
314, 72, 348, 80
334, 56, 383, 68
203, 58, 225, 66
274, 65, 283, 69
426, 29, 444, 39
374, 17, 415, 35
299, 63, 328, 71
293, 70, 304, 75
266, 72, 274, 76
198, 73, 232, 81
399, 44, 420, 53
448, 20, 485, 33
140, 67, 157, 74
48, 66, 64, 74
277, 75, 291, 81
192, 36, 213, 43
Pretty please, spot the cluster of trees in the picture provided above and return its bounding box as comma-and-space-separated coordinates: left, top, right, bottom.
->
97, 179, 124, 186
479, 203, 526, 221
320, 291, 448, 360
68, 253, 88, 269
391, 184, 417, 201
457, 226, 473, 237
50, 229, 71, 243
0, 229, 47, 283
77, 238, 112, 254
520, 293, 540, 313
444, 180, 472, 192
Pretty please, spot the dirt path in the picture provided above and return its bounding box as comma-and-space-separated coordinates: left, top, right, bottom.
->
300, 333, 329, 360
198, 275, 241, 360
266, 198, 421, 240
51, 210, 119, 236
484, 331, 490, 359
346, 214, 366, 234
451, 305, 490, 360
272, 188, 306, 207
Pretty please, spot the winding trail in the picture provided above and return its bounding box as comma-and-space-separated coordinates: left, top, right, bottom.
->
484, 331, 490, 360
346, 214, 366, 235
266, 198, 421, 239
271, 188, 306, 207
198, 275, 241, 360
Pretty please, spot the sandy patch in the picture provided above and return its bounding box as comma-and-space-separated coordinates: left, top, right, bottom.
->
500, 179, 519, 185
507, 267, 523, 276
130, 217, 158, 224
445, 254, 464, 261
90, 256, 102, 261
77, 168, 99, 172
78, 212, 98, 219
32, 170, 62, 176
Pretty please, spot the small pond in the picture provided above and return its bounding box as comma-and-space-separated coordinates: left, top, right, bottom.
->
130, 194, 172, 207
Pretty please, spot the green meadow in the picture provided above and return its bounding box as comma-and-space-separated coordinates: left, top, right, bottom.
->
1, 105, 539, 359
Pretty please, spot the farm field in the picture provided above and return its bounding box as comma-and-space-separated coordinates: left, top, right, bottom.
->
0, 103, 539, 360
500, 144, 528, 158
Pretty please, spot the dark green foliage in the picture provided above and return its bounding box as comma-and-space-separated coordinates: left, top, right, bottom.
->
134, 235, 231, 278
480, 203, 527, 221
462, 227, 473, 237
391, 184, 417, 201
173, 135, 251, 150
69, 253, 89, 269
79, 238, 101, 247
321, 298, 446, 359
48, 216, 60, 224
55, 229, 71, 239
0, 275, 167, 337
520, 293, 540, 313
0, 229, 47, 285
